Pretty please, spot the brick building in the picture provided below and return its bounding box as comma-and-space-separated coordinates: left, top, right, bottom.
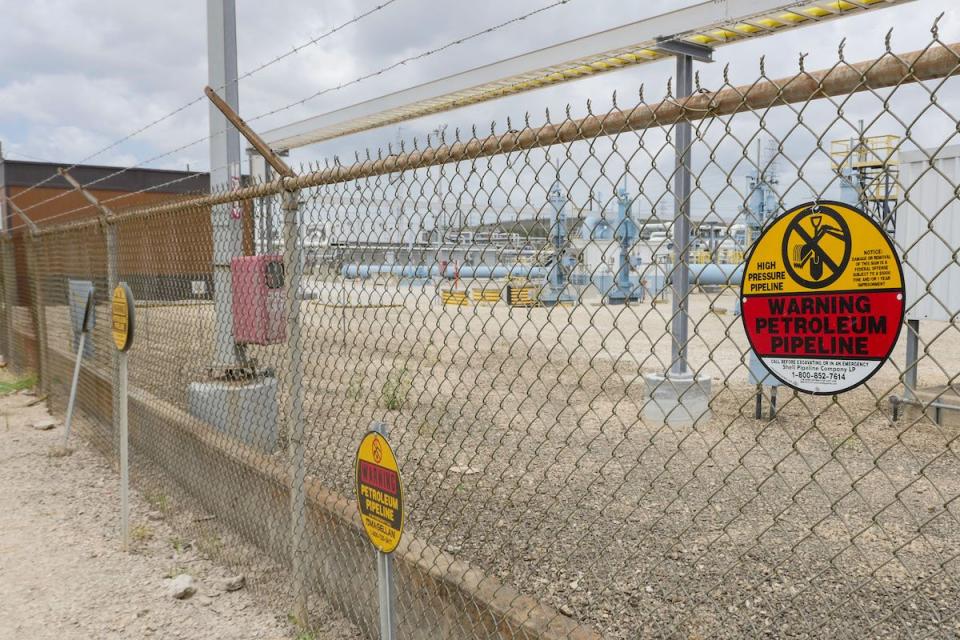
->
0, 155, 254, 302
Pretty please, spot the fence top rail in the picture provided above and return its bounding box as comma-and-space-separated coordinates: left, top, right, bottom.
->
34, 39, 960, 238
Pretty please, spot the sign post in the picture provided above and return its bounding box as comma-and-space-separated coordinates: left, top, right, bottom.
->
63, 287, 95, 446
741, 201, 904, 394
111, 283, 135, 550
355, 422, 403, 640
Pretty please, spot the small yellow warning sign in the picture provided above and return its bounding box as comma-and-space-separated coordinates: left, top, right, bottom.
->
355, 431, 403, 553
111, 283, 135, 352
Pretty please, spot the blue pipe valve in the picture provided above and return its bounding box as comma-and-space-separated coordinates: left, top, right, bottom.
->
607, 186, 642, 303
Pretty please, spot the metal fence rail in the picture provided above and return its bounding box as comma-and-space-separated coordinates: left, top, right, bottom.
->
4, 26, 960, 640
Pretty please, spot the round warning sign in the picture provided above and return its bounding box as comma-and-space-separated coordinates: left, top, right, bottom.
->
355, 431, 403, 553
111, 283, 135, 352
741, 201, 904, 395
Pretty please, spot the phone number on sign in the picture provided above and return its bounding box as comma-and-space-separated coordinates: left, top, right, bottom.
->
794, 369, 847, 382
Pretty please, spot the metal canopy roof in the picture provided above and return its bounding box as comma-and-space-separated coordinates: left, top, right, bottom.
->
260, 0, 914, 151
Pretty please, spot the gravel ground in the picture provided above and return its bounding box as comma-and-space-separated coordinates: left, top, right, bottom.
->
0, 380, 357, 640
29, 279, 960, 639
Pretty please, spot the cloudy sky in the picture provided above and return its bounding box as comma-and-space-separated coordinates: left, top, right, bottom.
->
1, 0, 958, 220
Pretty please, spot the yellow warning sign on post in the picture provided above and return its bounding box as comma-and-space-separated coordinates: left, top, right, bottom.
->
741, 201, 904, 394
355, 430, 404, 553
111, 283, 135, 352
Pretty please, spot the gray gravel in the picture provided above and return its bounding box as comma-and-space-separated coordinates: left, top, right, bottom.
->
0, 385, 357, 640
34, 284, 960, 639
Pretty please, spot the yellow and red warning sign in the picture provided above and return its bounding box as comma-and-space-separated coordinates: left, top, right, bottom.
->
111, 283, 135, 352
741, 201, 904, 394
355, 431, 404, 553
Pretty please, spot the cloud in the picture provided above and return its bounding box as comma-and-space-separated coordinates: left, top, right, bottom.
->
19, 125, 138, 168
0, 0, 957, 205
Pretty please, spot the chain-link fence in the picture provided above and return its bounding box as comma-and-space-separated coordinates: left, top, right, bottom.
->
5, 26, 960, 640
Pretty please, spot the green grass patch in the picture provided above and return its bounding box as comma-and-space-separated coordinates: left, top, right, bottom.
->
0, 373, 37, 395
381, 367, 410, 411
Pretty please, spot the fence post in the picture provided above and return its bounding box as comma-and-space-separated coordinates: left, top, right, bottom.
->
107, 222, 119, 452
0, 235, 14, 369
281, 185, 308, 625
26, 234, 49, 395
6, 199, 46, 388
202, 82, 309, 627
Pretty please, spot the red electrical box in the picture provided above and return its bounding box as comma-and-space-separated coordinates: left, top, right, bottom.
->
231, 255, 285, 345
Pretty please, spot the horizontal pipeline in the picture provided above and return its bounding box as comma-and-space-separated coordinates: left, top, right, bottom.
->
689, 263, 743, 286
341, 264, 549, 280
342, 262, 743, 284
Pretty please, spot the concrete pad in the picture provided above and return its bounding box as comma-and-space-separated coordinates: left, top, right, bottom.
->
642, 371, 712, 426
187, 376, 279, 452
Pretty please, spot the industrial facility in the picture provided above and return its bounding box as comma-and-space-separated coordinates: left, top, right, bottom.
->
4, 1, 960, 639
318, 131, 901, 309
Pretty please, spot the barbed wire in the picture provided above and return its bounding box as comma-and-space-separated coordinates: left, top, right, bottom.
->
12, 132, 216, 226
7, 0, 403, 210
7, 0, 574, 233
242, 0, 573, 126
11, 149, 224, 230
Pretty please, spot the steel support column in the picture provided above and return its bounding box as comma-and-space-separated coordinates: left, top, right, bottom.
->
670, 52, 693, 376
904, 318, 920, 400
207, 0, 243, 370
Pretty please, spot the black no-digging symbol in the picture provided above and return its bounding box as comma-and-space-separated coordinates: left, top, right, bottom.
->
782, 205, 852, 289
